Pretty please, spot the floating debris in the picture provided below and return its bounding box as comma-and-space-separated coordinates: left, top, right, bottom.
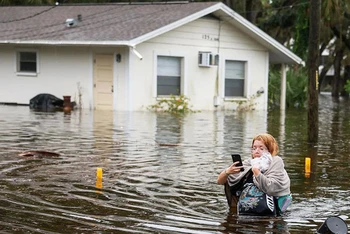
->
154, 140, 180, 147
18, 150, 60, 157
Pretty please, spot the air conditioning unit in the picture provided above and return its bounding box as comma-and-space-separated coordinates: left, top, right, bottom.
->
198, 52, 219, 67
198, 52, 211, 67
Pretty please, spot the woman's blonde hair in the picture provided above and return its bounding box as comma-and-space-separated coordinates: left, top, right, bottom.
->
251, 133, 279, 156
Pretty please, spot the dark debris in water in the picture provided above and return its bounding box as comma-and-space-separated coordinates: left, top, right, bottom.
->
154, 140, 180, 147
18, 150, 60, 157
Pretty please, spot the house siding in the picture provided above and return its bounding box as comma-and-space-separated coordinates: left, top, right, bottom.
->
130, 16, 269, 111
0, 46, 91, 108
0, 45, 132, 110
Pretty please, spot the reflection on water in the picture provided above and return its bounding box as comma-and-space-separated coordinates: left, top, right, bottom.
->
1, 94, 350, 233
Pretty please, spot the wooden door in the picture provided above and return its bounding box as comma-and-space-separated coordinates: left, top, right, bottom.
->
93, 54, 114, 110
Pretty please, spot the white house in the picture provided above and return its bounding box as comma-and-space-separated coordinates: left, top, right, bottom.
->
0, 2, 303, 111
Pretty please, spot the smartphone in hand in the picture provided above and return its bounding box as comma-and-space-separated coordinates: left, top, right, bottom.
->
231, 154, 244, 171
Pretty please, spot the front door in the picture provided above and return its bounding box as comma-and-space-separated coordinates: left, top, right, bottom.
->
93, 54, 114, 110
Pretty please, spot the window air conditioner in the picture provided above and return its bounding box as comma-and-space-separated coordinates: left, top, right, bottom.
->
198, 52, 219, 67
198, 52, 212, 67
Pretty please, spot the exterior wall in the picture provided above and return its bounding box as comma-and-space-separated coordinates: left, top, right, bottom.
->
0, 45, 92, 108
218, 22, 268, 110
114, 47, 129, 111
0, 45, 129, 110
128, 16, 269, 111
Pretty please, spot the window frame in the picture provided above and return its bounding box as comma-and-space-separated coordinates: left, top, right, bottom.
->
15, 50, 39, 76
154, 53, 186, 98
224, 60, 247, 98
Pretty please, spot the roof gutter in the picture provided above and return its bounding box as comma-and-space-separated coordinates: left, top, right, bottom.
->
2, 40, 143, 61
0, 40, 131, 46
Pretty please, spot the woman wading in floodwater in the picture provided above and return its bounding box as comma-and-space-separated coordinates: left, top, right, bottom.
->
217, 133, 292, 216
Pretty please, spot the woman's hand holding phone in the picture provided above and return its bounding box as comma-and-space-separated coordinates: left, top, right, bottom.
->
225, 162, 244, 175
231, 154, 244, 172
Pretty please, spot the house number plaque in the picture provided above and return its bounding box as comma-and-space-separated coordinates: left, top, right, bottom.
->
202, 34, 219, 41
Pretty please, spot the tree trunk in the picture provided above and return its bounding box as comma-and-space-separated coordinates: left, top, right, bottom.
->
307, 0, 321, 143
318, 43, 332, 93
332, 46, 344, 97
224, 0, 233, 9
332, 26, 350, 51
245, 0, 254, 23
318, 61, 332, 92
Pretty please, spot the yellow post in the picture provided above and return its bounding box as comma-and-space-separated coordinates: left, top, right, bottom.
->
305, 157, 311, 178
96, 167, 103, 190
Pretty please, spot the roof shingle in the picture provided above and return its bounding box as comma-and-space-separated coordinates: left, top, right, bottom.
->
0, 2, 218, 42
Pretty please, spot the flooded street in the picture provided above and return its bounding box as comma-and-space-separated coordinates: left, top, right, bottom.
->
1, 94, 350, 233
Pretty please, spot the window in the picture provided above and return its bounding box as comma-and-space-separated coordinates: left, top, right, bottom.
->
225, 60, 245, 97
17, 51, 37, 73
157, 56, 181, 96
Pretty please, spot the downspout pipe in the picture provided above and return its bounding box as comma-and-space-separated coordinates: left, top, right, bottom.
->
130, 46, 143, 60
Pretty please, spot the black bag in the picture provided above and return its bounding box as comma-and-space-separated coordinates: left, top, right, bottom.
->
229, 170, 253, 197
237, 183, 276, 216
224, 170, 253, 207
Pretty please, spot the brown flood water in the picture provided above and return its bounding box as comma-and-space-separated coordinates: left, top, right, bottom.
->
0, 93, 350, 234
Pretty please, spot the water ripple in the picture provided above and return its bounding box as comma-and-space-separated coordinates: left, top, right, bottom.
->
1, 101, 350, 233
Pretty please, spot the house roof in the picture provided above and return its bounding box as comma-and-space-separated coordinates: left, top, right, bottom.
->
0, 2, 303, 65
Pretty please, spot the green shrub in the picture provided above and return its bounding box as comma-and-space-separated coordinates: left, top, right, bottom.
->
344, 80, 350, 93
229, 93, 262, 111
148, 95, 198, 115
268, 67, 307, 109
